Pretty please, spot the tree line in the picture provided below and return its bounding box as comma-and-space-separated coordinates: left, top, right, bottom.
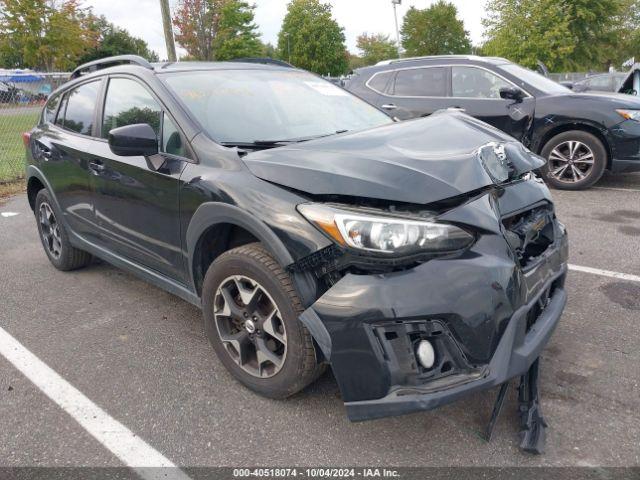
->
0, 0, 158, 71
1, 0, 640, 74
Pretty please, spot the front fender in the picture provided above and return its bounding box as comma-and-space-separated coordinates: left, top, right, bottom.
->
185, 202, 318, 306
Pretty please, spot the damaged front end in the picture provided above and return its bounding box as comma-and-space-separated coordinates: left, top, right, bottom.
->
245, 111, 568, 449
295, 176, 567, 424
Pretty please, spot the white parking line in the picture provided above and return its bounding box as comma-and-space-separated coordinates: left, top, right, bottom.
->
569, 264, 640, 283
0, 326, 191, 480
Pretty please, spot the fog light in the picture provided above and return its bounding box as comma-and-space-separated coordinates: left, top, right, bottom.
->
416, 340, 435, 369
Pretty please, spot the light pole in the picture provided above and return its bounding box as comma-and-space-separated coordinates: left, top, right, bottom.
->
159, 0, 177, 62
392, 0, 402, 58
284, 32, 291, 64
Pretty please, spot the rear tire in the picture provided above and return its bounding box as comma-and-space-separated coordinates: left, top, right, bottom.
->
34, 189, 92, 271
539, 130, 606, 190
202, 243, 321, 399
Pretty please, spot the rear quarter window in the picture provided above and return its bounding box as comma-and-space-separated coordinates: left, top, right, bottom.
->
59, 80, 101, 136
367, 71, 393, 94
43, 95, 60, 124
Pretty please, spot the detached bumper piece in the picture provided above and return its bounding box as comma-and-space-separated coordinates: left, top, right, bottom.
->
483, 358, 548, 455
518, 358, 547, 454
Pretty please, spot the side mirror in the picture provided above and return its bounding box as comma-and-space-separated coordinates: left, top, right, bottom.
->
560, 81, 574, 90
108, 123, 158, 157
499, 86, 525, 102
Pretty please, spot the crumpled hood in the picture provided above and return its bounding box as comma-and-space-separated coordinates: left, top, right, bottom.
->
243, 110, 545, 204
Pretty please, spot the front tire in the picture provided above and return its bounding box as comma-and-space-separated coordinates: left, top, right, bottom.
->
540, 130, 606, 190
202, 243, 321, 399
34, 189, 92, 271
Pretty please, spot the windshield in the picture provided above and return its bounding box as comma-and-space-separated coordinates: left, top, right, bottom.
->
163, 69, 393, 144
499, 63, 570, 94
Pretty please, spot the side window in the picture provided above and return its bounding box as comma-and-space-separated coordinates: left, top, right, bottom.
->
61, 81, 101, 135
43, 94, 60, 124
102, 78, 161, 139
368, 71, 393, 94
393, 67, 447, 97
162, 113, 187, 157
452, 67, 512, 99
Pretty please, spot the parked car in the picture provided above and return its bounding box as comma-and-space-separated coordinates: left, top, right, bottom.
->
25, 56, 568, 439
346, 55, 640, 189
564, 72, 628, 93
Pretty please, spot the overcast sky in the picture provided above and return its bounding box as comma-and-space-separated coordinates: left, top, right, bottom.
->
83, 0, 487, 60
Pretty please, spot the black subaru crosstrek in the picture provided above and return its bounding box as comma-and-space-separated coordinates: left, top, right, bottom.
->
24, 56, 568, 435
346, 55, 640, 190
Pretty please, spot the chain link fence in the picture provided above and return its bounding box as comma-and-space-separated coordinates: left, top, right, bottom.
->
548, 72, 595, 83
0, 72, 70, 183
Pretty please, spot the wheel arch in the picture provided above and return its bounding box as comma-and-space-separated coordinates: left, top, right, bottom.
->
26, 165, 60, 211
534, 122, 613, 169
27, 176, 45, 210
187, 203, 299, 299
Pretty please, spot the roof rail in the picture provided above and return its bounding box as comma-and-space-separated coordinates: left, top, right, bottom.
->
70, 55, 154, 79
229, 57, 294, 68
375, 55, 483, 66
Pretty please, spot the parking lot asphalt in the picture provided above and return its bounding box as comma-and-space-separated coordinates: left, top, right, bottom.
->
0, 172, 639, 468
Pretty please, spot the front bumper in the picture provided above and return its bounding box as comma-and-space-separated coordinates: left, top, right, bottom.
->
299, 179, 569, 421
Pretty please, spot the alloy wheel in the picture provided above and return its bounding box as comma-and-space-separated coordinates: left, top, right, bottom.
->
39, 202, 62, 259
213, 275, 287, 378
547, 140, 595, 184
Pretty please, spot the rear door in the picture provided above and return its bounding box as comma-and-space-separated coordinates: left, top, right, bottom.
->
35, 79, 104, 241
450, 66, 535, 142
378, 66, 453, 119
90, 76, 191, 282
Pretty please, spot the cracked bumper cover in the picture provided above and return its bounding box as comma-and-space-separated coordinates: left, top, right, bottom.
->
299, 182, 569, 422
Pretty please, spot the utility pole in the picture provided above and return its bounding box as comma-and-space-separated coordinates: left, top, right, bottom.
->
160, 0, 177, 62
284, 32, 291, 64
392, 0, 402, 58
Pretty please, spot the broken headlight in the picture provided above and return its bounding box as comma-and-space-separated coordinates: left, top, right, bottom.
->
298, 204, 474, 255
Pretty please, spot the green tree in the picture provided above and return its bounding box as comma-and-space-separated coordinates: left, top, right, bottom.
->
214, 0, 262, 60
79, 15, 159, 64
356, 33, 397, 66
261, 42, 277, 58
482, 0, 630, 71
173, 0, 262, 61
401, 1, 471, 57
277, 0, 348, 75
347, 52, 366, 72
0, 0, 97, 70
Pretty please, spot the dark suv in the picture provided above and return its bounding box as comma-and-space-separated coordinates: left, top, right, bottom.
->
25, 56, 568, 429
346, 55, 640, 190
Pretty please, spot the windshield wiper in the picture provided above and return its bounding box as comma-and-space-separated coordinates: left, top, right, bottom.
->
256, 130, 349, 145
224, 130, 350, 148
221, 130, 350, 152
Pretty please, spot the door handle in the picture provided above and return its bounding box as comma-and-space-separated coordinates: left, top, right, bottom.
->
89, 161, 105, 173
381, 104, 398, 110
35, 140, 53, 160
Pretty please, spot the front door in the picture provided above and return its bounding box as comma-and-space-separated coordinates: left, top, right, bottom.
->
450, 66, 535, 143
91, 76, 190, 283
